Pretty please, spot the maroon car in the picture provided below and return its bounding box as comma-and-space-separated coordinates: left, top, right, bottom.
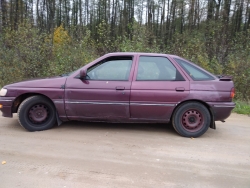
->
0, 53, 235, 137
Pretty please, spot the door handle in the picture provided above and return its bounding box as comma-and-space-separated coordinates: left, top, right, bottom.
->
175, 87, 185, 92
116, 86, 125, 90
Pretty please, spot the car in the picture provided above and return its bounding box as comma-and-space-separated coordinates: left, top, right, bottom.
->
0, 52, 235, 137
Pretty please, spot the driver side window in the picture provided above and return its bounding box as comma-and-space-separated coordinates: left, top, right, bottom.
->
87, 56, 133, 81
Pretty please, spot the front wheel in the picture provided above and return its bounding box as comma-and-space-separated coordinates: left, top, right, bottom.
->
17, 96, 56, 131
172, 102, 211, 137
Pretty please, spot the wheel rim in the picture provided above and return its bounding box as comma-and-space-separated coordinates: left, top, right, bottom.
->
181, 109, 204, 132
28, 104, 50, 124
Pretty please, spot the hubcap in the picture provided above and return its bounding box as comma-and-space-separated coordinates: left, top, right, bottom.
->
182, 109, 203, 132
28, 104, 49, 124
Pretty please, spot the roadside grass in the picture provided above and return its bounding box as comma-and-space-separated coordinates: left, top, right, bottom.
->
233, 100, 250, 115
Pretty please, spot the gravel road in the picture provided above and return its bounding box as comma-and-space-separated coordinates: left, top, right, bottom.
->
0, 113, 250, 188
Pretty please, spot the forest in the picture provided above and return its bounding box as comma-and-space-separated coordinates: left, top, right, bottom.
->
0, 0, 250, 101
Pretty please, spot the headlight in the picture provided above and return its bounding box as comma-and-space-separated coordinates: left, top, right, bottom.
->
0, 88, 7, 96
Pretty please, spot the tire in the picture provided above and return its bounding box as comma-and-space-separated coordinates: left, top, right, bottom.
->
172, 102, 211, 137
17, 96, 56, 131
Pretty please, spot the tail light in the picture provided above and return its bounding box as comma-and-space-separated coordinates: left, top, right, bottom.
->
230, 87, 235, 98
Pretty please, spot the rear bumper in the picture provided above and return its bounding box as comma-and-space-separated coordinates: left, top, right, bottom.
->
0, 97, 15, 117
207, 102, 235, 121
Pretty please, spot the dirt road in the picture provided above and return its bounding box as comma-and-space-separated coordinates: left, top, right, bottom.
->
0, 113, 250, 188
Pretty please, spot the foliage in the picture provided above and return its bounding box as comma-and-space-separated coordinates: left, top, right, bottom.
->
168, 31, 222, 74
119, 23, 161, 53
0, 23, 52, 87
1, 23, 250, 103
48, 41, 97, 76
47, 28, 97, 76
53, 24, 71, 45
223, 31, 250, 101
233, 101, 250, 115
0, 24, 97, 88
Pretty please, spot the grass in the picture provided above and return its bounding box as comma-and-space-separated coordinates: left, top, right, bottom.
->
233, 100, 250, 115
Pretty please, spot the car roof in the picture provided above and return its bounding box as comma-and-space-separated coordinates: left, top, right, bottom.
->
106, 52, 178, 57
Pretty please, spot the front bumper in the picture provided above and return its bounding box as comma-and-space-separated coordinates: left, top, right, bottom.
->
0, 97, 15, 117
207, 102, 235, 121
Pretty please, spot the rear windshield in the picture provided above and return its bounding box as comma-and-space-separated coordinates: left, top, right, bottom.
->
174, 58, 215, 81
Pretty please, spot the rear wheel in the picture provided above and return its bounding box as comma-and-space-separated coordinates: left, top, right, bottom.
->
172, 102, 211, 137
17, 96, 56, 131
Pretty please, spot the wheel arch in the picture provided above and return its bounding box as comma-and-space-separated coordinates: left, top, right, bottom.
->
12, 93, 62, 125
171, 99, 215, 129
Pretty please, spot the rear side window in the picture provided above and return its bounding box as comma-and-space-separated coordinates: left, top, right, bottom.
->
137, 56, 185, 81
174, 58, 215, 81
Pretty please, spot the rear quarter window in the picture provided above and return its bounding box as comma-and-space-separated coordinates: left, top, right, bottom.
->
174, 58, 215, 81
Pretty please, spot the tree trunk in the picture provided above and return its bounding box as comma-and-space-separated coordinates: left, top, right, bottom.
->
14, 0, 19, 30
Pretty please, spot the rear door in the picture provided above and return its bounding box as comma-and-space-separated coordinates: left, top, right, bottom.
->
130, 55, 190, 121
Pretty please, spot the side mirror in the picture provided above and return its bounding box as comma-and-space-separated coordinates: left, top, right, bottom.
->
79, 69, 87, 79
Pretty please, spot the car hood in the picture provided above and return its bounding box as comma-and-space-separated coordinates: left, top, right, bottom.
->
5, 76, 67, 88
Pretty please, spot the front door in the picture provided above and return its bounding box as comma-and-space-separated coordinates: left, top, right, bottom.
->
65, 55, 135, 121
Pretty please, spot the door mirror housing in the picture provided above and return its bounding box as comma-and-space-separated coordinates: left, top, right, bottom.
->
79, 69, 87, 79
